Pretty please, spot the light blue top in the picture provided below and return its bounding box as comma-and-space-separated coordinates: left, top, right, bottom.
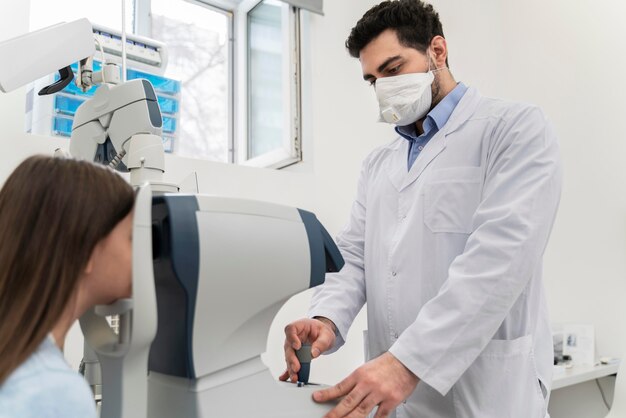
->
0, 336, 96, 418
396, 82, 468, 170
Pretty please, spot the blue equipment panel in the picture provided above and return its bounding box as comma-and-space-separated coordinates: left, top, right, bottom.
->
53, 116, 74, 137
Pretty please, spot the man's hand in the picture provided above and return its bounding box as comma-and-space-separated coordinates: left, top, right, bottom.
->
279, 317, 337, 383
312, 352, 419, 418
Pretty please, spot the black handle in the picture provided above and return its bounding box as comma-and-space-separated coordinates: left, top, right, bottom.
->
38, 65, 74, 96
296, 344, 312, 384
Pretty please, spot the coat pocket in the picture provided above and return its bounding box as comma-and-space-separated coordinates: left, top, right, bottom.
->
452, 335, 547, 418
423, 167, 482, 234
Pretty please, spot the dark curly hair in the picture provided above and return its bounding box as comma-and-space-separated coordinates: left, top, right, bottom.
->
346, 0, 446, 59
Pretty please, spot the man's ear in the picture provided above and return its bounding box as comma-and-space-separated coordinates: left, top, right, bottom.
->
429, 35, 448, 68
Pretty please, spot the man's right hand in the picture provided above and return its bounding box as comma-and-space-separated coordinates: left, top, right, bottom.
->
279, 317, 337, 383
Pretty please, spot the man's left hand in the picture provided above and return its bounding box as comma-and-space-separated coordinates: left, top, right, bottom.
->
312, 352, 419, 418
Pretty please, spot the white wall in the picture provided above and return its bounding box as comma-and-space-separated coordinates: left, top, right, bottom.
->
2, 1, 626, 417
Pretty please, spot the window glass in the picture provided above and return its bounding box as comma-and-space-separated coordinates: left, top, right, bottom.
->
247, 0, 286, 159
150, 0, 231, 163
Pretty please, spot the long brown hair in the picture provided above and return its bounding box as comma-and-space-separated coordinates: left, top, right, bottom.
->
0, 155, 135, 384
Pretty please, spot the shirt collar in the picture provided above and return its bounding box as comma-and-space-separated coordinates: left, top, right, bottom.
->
395, 82, 468, 141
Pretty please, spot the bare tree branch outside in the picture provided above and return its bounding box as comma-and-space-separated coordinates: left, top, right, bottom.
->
152, 13, 229, 163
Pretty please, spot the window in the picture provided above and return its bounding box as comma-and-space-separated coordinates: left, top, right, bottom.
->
248, 1, 284, 159
239, 0, 302, 168
28, 0, 322, 169
143, 0, 306, 168
138, 0, 232, 163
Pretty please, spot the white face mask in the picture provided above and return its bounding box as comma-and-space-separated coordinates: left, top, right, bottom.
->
375, 71, 435, 126
375, 52, 443, 126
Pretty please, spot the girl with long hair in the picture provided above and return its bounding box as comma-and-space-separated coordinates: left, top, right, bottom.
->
0, 155, 135, 417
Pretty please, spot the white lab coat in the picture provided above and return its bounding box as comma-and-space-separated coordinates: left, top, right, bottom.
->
309, 87, 562, 418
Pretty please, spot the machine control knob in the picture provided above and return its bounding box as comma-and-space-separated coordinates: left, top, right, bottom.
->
296, 344, 312, 385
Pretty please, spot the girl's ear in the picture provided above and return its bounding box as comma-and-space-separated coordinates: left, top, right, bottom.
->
84, 244, 98, 275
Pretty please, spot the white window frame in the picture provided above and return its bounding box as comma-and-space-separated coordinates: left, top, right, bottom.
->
235, 0, 302, 169
135, 0, 304, 169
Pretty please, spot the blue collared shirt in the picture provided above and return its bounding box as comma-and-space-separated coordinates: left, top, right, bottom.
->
396, 82, 468, 170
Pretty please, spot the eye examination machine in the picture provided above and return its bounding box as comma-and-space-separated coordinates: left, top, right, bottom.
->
81, 185, 343, 418
0, 18, 341, 417
146, 192, 342, 418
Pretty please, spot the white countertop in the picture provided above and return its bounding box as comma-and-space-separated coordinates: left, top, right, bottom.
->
552, 361, 620, 390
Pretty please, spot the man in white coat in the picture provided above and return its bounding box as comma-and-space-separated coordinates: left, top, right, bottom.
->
280, 1, 562, 417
